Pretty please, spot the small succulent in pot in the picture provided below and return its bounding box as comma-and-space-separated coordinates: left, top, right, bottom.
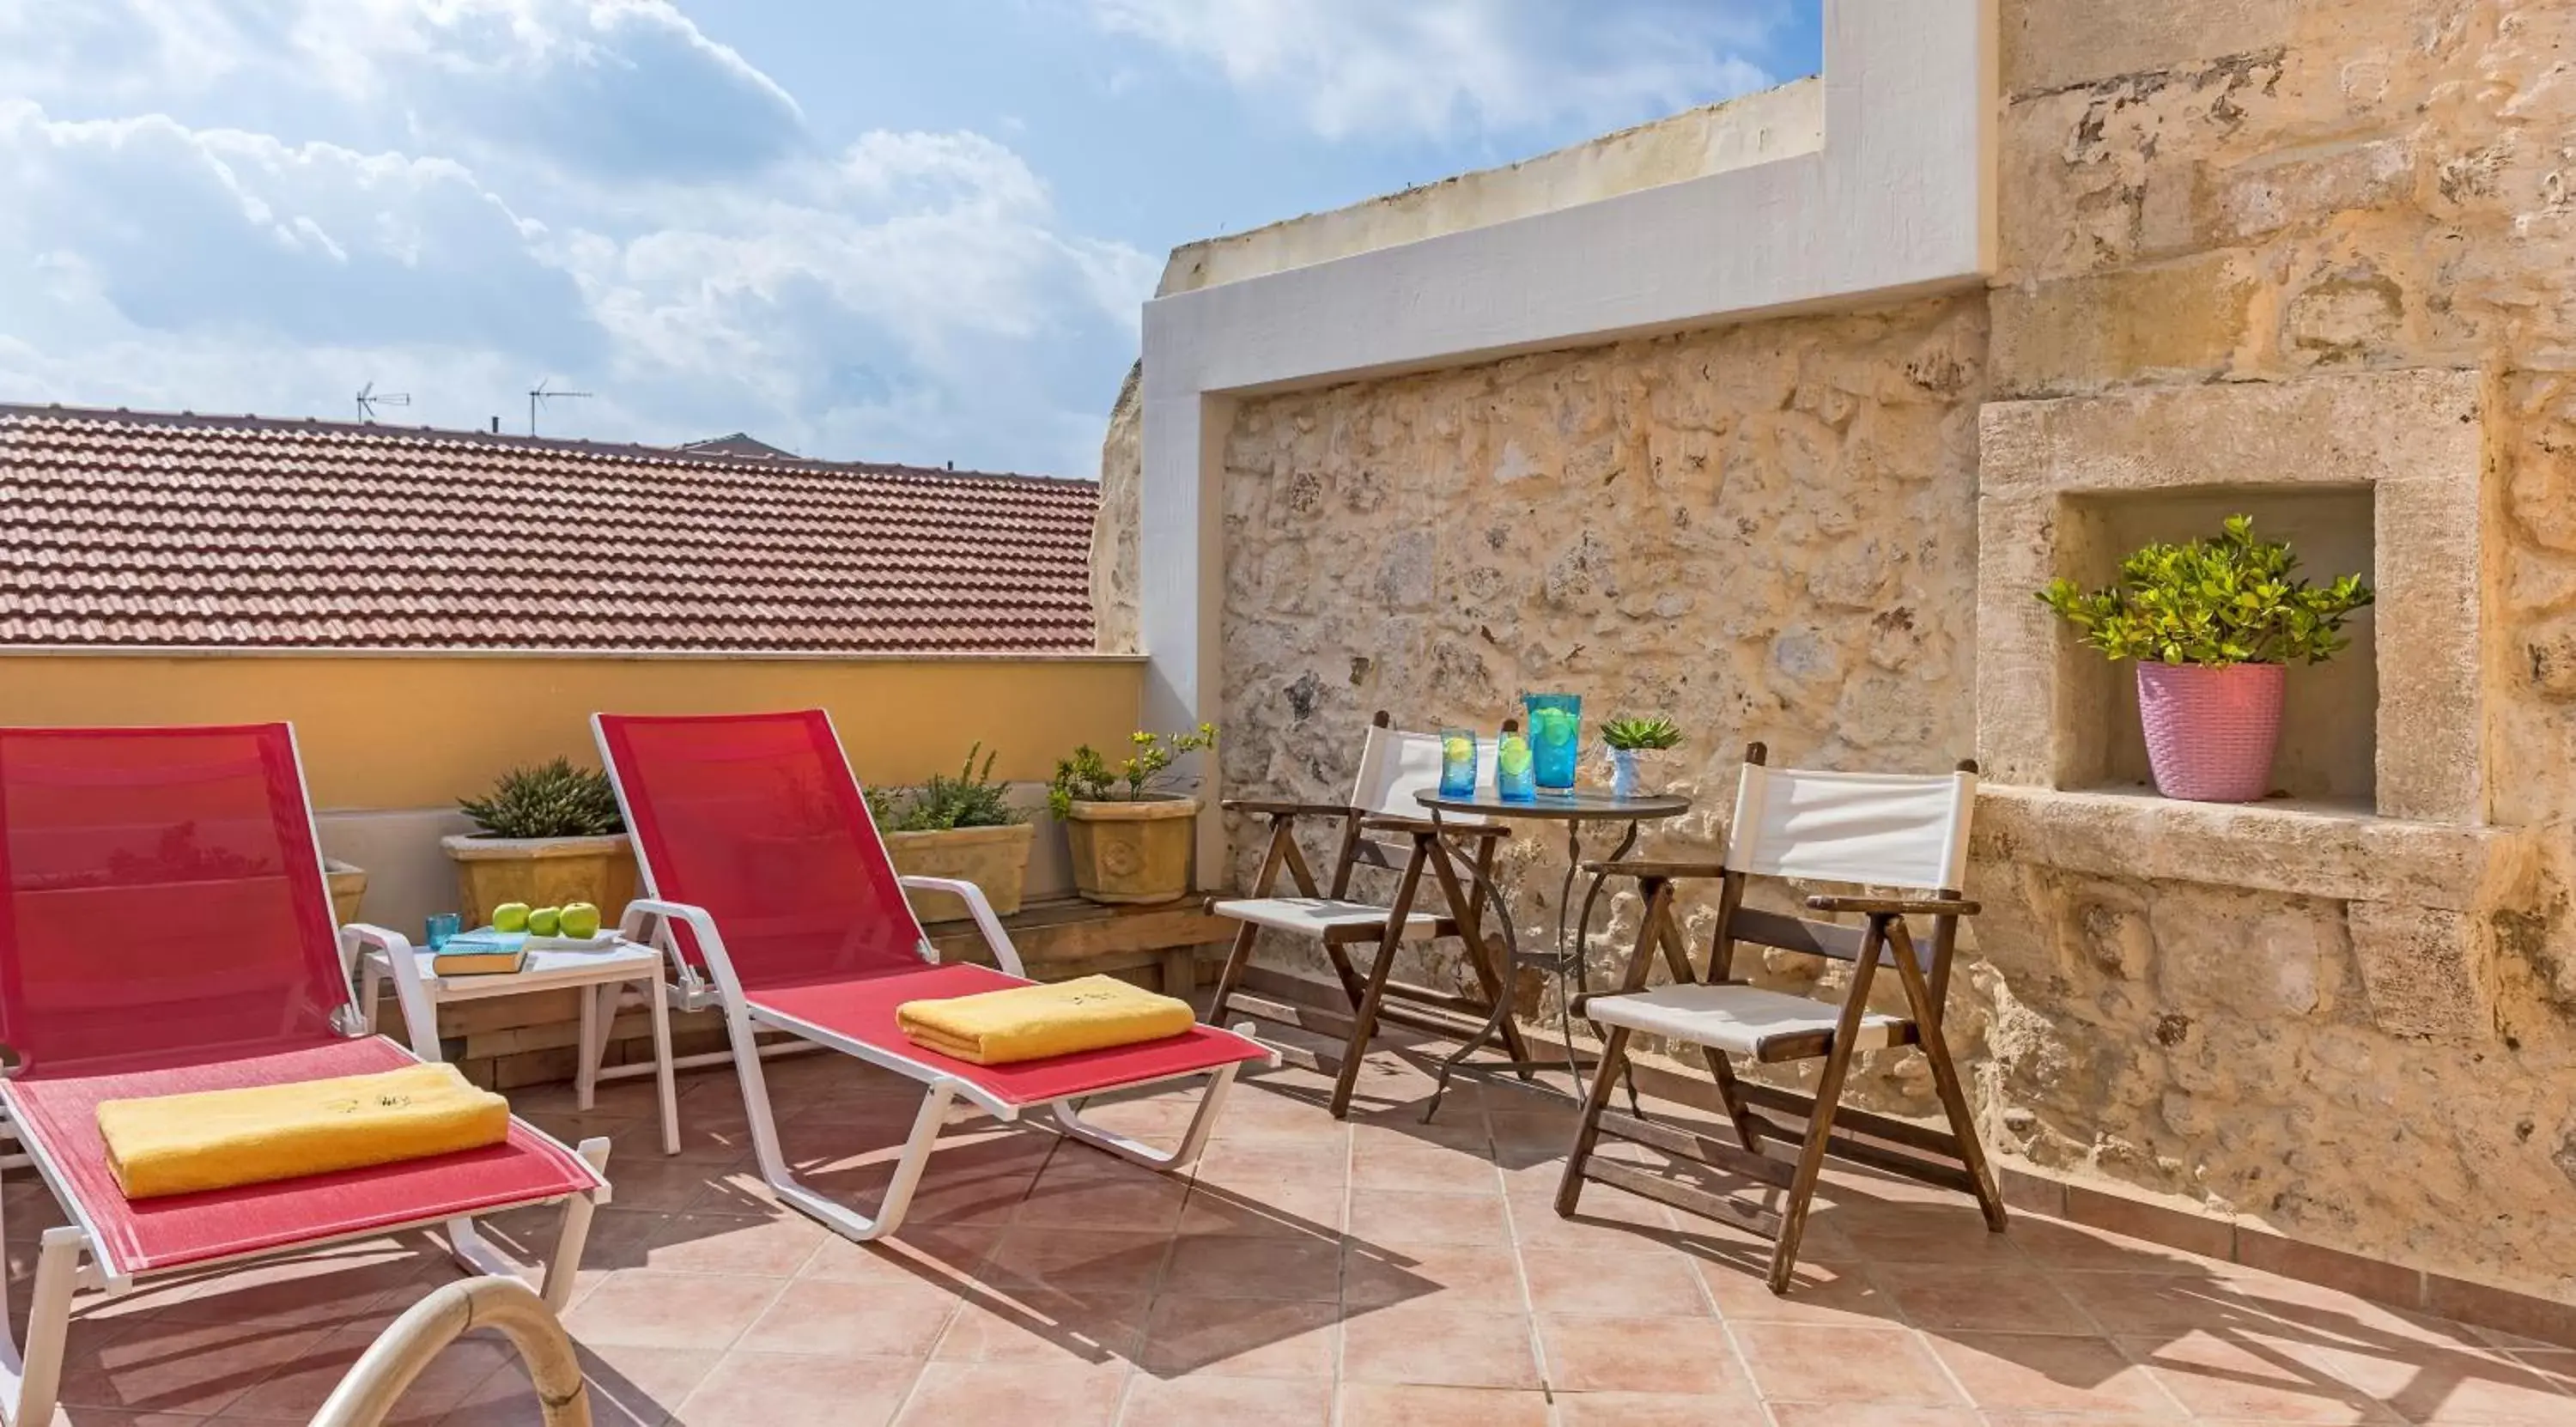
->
457, 757, 624, 839
1601, 715, 1683, 799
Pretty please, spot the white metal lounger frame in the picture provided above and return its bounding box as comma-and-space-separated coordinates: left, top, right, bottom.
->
0, 726, 612, 1427
592, 710, 1279, 1246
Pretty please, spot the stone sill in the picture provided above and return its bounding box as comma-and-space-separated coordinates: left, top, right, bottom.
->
1971, 783, 2523, 912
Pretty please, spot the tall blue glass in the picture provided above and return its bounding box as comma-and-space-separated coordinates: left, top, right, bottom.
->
1437, 728, 1478, 799
1496, 732, 1537, 802
1522, 693, 1583, 792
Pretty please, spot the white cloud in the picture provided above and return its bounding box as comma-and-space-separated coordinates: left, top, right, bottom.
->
1086, 0, 1785, 140
0, 1, 1157, 477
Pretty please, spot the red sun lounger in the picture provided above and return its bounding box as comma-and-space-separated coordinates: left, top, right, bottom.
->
0, 724, 609, 1427
593, 709, 1275, 1245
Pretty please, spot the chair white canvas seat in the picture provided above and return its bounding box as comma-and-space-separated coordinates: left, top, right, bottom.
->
1586, 981, 1906, 1060
1212, 896, 1444, 940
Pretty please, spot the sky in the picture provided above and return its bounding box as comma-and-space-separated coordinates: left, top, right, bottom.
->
0, 1, 1821, 479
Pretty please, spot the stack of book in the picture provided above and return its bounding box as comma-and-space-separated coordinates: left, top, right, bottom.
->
432, 931, 527, 976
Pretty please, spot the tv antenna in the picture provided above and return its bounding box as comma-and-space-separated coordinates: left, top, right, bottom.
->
354, 381, 410, 422
527, 377, 592, 435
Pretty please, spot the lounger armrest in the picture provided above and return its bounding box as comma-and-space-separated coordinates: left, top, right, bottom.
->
1803, 895, 1980, 918
898, 876, 1029, 980
618, 898, 726, 994
1221, 799, 1360, 820
341, 923, 441, 1060
1359, 815, 1509, 840
1583, 859, 1728, 880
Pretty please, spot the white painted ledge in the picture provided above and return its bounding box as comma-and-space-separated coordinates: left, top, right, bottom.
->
1138, 0, 1999, 873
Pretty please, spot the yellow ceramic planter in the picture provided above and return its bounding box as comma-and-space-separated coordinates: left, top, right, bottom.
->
440, 833, 640, 928
1061, 796, 1198, 904
882, 822, 1036, 922
325, 859, 368, 927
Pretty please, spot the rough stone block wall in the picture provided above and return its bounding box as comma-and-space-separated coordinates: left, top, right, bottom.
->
1122, 0, 2576, 1299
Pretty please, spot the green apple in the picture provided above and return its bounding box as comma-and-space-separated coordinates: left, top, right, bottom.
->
558, 902, 601, 939
492, 902, 532, 933
526, 905, 562, 938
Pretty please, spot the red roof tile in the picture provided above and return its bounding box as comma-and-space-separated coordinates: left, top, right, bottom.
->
0, 404, 1098, 653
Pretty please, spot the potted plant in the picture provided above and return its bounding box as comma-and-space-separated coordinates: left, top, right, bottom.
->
1047, 724, 1217, 904
1601, 715, 1683, 799
869, 744, 1036, 922
2038, 515, 2373, 803
440, 757, 639, 926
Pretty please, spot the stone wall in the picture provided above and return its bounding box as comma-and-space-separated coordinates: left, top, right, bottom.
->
1106, 0, 2576, 1298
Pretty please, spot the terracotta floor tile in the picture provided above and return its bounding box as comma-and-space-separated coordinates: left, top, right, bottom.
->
1345, 1188, 1509, 1246
2047, 1270, 2248, 1336
1014, 1171, 1191, 1231
1924, 1331, 2185, 1417
1161, 1233, 1343, 1302
1190, 1139, 1349, 1192
1139, 1295, 1338, 1378
210, 1327, 508, 1423
2127, 1331, 2403, 1423
2286, 1335, 2576, 1425
736, 1273, 962, 1357
1730, 1321, 1963, 1406
933, 1290, 1150, 1364
1873, 1263, 2094, 1333
1341, 1240, 1522, 1310
1115, 1372, 1332, 1427
642, 1212, 828, 1278
1179, 1179, 1346, 1238
151, 1244, 436, 1332
600, 1156, 737, 1212
1348, 1130, 1496, 1193
559, 1270, 784, 1351
1833, 1204, 2021, 1266
892, 1360, 1129, 1427
1332, 1382, 1552, 1427
669, 1350, 920, 1427
1519, 1247, 1712, 1317
434, 1341, 720, 1427
1765, 1405, 1984, 1427
984, 1230, 1173, 1296
1536, 1313, 1744, 1395
2014, 1217, 2225, 1273
1552, 1388, 1767, 1424
55, 1318, 331, 1418
1506, 1186, 1679, 1254
1337, 1301, 1540, 1388
800, 1224, 1000, 1285
1692, 1254, 1897, 1325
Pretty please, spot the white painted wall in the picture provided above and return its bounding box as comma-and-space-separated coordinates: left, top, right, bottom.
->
1136, 0, 1999, 873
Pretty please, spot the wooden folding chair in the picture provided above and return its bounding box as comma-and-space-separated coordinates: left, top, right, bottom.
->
1208, 713, 1528, 1117
1559, 744, 2007, 1293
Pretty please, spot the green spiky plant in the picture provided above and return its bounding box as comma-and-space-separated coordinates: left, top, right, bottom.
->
2037, 515, 2373, 666
1048, 724, 1218, 818
1601, 715, 1684, 751
868, 744, 1024, 832
458, 757, 625, 840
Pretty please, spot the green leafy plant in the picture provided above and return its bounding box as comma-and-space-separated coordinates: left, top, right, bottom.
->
1047, 724, 1218, 817
458, 757, 624, 840
867, 744, 1025, 832
1601, 715, 1683, 751
2037, 515, 2373, 667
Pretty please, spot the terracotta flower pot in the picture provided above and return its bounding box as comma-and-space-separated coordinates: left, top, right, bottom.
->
2136, 662, 2284, 803
1061, 795, 1198, 904
440, 833, 640, 928
882, 822, 1036, 922
324, 859, 368, 927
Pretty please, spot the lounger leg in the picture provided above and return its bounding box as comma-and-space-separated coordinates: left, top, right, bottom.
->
575, 984, 604, 1113
447, 1137, 613, 1292
770, 1084, 957, 1246
645, 976, 682, 1157
1049, 1062, 1240, 1172
539, 1139, 615, 1313
0, 1226, 84, 1427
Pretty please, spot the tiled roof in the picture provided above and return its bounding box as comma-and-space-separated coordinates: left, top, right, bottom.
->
0, 404, 1099, 653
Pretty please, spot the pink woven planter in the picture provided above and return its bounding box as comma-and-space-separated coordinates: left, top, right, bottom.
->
2136, 662, 2284, 803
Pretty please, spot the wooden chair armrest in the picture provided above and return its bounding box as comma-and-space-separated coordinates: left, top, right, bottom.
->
1804, 895, 1980, 917
1583, 859, 1729, 880
1359, 815, 1509, 840
1220, 799, 1359, 819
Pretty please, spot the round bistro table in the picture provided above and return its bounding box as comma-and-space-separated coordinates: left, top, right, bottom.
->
1411, 786, 1692, 1118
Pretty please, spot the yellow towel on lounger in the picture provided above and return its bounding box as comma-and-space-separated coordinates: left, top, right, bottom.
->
96, 1062, 511, 1200
896, 975, 1196, 1066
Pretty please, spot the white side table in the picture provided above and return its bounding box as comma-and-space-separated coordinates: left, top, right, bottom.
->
355, 938, 681, 1157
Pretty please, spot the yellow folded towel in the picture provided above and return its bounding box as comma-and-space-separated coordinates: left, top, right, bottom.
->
896, 975, 1196, 1066
96, 1062, 511, 1200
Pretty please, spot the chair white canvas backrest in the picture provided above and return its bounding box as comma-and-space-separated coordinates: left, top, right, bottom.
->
1723, 762, 1976, 892
1351, 725, 1492, 824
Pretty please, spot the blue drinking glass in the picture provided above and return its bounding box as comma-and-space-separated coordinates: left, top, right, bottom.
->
424, 911, 462, 950
1522, 693, 1583, 792
1496, 732, 1537, 802
1437, 728, 1478, 799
